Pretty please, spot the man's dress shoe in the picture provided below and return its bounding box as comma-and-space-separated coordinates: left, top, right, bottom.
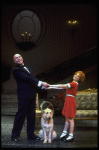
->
11, 136, 19, 142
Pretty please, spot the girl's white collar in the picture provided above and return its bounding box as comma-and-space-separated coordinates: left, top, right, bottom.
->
73, 81, 79, 85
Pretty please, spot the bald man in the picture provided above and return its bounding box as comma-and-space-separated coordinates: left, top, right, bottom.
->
11, 54, 49, 142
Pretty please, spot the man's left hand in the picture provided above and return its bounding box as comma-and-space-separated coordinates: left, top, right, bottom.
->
41, 82, 50, 89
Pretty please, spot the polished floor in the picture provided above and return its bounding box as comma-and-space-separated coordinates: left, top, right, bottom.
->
1, 115, 98, 148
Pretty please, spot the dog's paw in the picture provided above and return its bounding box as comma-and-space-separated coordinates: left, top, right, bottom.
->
48, 139, 52, 143
43, 139, 47, 143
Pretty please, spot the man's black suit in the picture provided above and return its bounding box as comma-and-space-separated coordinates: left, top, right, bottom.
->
12, 64, 42, 138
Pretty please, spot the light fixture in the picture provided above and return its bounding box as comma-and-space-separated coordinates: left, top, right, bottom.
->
68, 21, 71, 23
72, 20, 77, 23
21, 32, 32, 42
67, 20, 78, 37
11, 10, 44, 51
67, 20, 77, 24
16, 31, 35, 51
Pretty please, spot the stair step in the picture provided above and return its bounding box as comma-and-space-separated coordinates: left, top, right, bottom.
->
1, 94, 18, 103
1, 94, 18, 115
1, 94, 43, 116
1, 107, 18, 115
1, 102, 18, 107
1, 94, 17, 98
1, 99, 18, 102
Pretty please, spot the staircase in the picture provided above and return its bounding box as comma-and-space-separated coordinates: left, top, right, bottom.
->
1, 94, 18, 116
36, 46, 97, 84
1, 94, 44, 116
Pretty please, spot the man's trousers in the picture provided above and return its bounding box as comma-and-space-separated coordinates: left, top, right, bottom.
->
12, 97, 36, 138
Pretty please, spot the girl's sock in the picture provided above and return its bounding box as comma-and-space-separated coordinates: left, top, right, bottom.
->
60, 120, 69, 138
69, 119, 74, 134
64, 120, 69, 131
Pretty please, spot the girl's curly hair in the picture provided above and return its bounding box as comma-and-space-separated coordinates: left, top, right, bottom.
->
74, 71, 85, 83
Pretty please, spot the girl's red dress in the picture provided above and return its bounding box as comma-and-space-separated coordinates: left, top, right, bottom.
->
62, 82, 78, 118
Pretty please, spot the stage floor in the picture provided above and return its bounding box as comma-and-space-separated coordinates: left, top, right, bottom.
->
1, 115, 98, 148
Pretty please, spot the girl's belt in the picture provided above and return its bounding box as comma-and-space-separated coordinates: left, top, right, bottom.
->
66, 94, 74, 97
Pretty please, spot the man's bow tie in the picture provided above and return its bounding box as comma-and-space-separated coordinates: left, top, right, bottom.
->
20, 64, 24, 67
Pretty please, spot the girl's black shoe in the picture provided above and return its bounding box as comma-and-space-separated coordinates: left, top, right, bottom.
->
64, 133, 74, 142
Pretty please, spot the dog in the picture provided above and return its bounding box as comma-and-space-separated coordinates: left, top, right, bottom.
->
39, 108, 57, 143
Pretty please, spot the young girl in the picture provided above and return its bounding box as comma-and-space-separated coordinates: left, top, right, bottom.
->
47, 71, 85, 142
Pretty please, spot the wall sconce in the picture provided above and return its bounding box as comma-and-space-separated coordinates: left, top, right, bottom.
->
16, 31, 35, 51
11, 10, 44, 52
21, 32, 32, 42
67, 20, 78, 37
68, 20, 77, 24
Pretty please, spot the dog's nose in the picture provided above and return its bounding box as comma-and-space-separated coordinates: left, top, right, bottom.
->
48, 117, 51, 120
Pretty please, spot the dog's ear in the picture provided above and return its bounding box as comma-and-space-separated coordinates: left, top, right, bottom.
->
52, 110, 54, 114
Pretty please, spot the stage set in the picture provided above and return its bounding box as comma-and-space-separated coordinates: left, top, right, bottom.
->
1, 3, 97, 148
